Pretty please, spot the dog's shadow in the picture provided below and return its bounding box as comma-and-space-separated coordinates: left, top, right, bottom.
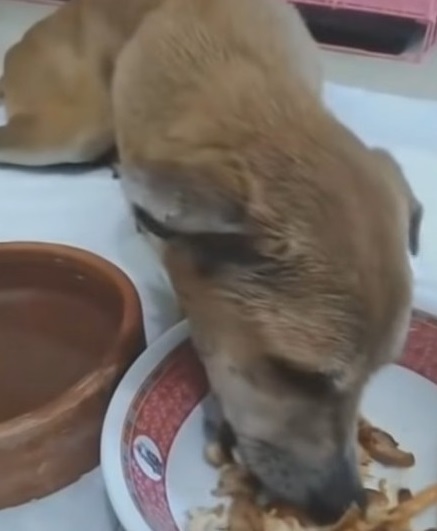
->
0, 149, 118, 178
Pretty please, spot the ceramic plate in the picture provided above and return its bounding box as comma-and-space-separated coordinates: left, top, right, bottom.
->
101, 311, 437, 531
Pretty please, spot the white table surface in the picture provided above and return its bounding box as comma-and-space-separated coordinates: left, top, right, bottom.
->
0, 81, 436, 531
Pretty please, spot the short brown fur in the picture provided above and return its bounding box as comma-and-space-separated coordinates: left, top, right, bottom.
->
0, 0, 160, 165
114, 0, 421, 520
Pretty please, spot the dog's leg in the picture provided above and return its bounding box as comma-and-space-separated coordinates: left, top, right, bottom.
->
0, 112, 113, 166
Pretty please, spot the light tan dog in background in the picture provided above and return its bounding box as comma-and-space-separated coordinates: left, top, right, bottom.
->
114, 0, 422, 523
0, 0, 161, 165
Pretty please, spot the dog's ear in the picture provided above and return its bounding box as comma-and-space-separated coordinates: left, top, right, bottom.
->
121, 160, 247, 235
408, 199, 423, 256
372, 148, 423, 256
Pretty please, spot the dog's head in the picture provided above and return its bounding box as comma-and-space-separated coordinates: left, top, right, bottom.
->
118, 141, 422, 522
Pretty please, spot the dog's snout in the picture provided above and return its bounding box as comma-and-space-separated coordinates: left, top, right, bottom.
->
306, 455, 366, 525
238, 437, 365, 525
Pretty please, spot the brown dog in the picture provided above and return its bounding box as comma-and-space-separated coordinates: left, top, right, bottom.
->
0, 0, 161, 166
113, 0, 422, 523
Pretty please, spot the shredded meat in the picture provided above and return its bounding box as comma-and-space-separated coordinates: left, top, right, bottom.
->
187, 419, 436, 531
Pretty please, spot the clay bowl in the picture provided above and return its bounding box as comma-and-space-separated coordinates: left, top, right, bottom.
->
0, 242, 145, 509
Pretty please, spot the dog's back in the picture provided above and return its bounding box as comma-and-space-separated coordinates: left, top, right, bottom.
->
113, 0, 321, 160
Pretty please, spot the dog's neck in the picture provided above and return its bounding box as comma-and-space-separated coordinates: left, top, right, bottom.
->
132, 203, 267, 273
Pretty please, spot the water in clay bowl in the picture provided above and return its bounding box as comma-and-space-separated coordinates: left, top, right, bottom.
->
0, 242, 145, 509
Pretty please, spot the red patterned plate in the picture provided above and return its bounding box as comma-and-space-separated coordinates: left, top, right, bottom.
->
102, 312, 437, 531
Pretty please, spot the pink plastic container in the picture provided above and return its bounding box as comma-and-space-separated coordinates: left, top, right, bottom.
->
290, 0, 437, 61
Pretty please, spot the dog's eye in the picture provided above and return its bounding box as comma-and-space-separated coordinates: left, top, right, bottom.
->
267, 356, 337, 396
131, 204, 175, 239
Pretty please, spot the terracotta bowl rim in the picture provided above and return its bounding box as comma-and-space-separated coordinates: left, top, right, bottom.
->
0, 241, 144, 438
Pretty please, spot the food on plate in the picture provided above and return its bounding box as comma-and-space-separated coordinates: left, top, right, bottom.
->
358, 443, 372, 477
186, 420, 437, 531
398, 489, 413, 503
228, 498, 265, 531
358, 418, 415, 468
212, 464, 259, 498
205, 442, 233, 470
364, 487, 389, 522
187, 479, 437, 531
187, 505, 228, 531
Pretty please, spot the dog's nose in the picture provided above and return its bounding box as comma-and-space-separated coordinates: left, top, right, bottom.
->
236, 435, 365, 525
306, 455, 366, 525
